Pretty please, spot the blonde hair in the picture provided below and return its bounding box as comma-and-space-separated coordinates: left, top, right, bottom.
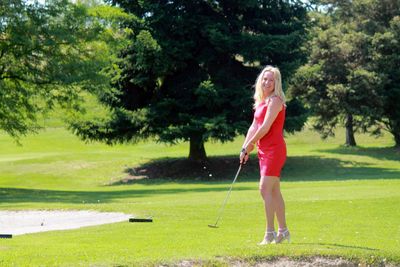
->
253, 65, 286, 108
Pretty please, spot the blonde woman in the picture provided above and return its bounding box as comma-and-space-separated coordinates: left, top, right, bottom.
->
239, 65, 290, 245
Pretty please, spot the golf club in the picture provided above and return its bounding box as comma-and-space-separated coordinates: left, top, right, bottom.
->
208, 161, 244, 228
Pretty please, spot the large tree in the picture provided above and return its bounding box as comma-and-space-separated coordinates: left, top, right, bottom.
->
289, 0, 400, 147
289, 12, 383, 146
0, 0, 128, 140
70, 0, 309, 161
369, 4, 400, 147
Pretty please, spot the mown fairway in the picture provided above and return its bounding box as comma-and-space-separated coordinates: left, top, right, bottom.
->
0, 125, 399, 266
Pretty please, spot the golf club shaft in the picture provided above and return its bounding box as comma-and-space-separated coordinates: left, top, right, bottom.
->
212, 164, 242, 227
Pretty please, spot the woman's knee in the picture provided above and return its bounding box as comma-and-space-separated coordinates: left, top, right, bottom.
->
259, 188, 268, 200
259, 181, 271, 193
259, 176, 274, 197
272, 185, 281, 196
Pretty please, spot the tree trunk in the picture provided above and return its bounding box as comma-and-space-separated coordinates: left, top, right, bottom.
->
189, 133, 207, 162
345, 113, 357, 146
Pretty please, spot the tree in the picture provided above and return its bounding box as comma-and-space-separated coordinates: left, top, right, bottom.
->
0, 0, 128, 140
289, 7, 383, 146
70, 0, 309, 161
369, 8, 400, 147
290, 0, 400, 147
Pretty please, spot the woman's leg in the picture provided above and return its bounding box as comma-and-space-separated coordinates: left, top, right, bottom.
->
272, 180, 287, 230
272, 179, 291, 243
259, 176, 278, 232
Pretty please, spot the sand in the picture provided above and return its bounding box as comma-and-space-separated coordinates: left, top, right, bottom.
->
0, 210, 131, 236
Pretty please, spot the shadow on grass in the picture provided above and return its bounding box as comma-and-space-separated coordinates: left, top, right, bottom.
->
2, 151, 398, 204
109, 154, 400, 185
109, 155, 261, 185
315, 146, 400, 162
282, 155, 400, 181
0, 185, 254, 204
295, 242, 379, 251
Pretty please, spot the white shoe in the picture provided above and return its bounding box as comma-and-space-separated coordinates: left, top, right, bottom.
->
275, 229, 290, 244
258, 231, 276, 245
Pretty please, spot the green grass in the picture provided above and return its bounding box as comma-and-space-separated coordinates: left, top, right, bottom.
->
0, 123, 399, 266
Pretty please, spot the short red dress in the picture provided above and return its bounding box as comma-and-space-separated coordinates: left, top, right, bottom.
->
254, 97, 287, 177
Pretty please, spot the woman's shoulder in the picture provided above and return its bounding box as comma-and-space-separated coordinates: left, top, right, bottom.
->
268, 95, 284, 105
268, 96, 284, 111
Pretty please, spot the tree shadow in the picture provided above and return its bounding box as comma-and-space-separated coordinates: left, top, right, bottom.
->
0, 185, 254, 205
294, 242, 379, 251
282, 156, 400, 181
315, 146, 400, 162
108, 154, 400, 185
2, 152, 398, 204
109, 155, 261, 186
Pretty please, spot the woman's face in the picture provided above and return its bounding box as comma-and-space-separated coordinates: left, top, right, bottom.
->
262, 71, 275, 95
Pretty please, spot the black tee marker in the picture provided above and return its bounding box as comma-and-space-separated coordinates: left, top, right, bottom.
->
129, 218, 153, 223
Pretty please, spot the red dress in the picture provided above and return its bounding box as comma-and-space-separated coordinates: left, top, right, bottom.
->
254, 97, 287, 177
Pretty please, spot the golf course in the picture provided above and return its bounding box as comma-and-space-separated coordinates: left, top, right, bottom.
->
0, 120, 399, 266
2, 0, 400, 266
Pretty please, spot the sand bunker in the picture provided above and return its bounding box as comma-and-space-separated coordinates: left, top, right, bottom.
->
0, 210, 131, 236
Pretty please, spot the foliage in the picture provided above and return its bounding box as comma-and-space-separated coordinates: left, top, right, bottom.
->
371, 15, 400, 146
0, 0, 130, 141
70, 0, 310, 161
289, 1, 400, 146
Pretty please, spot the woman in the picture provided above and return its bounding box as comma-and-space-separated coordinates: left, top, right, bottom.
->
240, 65, 290, 245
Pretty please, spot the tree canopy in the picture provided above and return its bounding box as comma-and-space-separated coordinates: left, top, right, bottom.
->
0, 0, 129, 140
289, 0, 400, 147
369, 3, 400, 146
70, 0, 309, 161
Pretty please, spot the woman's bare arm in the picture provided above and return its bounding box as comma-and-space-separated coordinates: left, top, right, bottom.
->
244, 98, 283, 150
242, 118, 258, 149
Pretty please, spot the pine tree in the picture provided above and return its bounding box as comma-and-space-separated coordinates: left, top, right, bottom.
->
70, 0, 309, 161
290, 0, 400, 146
289, 5, 383, 146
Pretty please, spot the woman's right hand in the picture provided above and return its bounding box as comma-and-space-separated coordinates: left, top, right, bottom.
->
239, 143, 254, 164
239, 150, 248, 164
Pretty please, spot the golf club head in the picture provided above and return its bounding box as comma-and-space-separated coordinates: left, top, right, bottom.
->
208, 224, 218, 228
